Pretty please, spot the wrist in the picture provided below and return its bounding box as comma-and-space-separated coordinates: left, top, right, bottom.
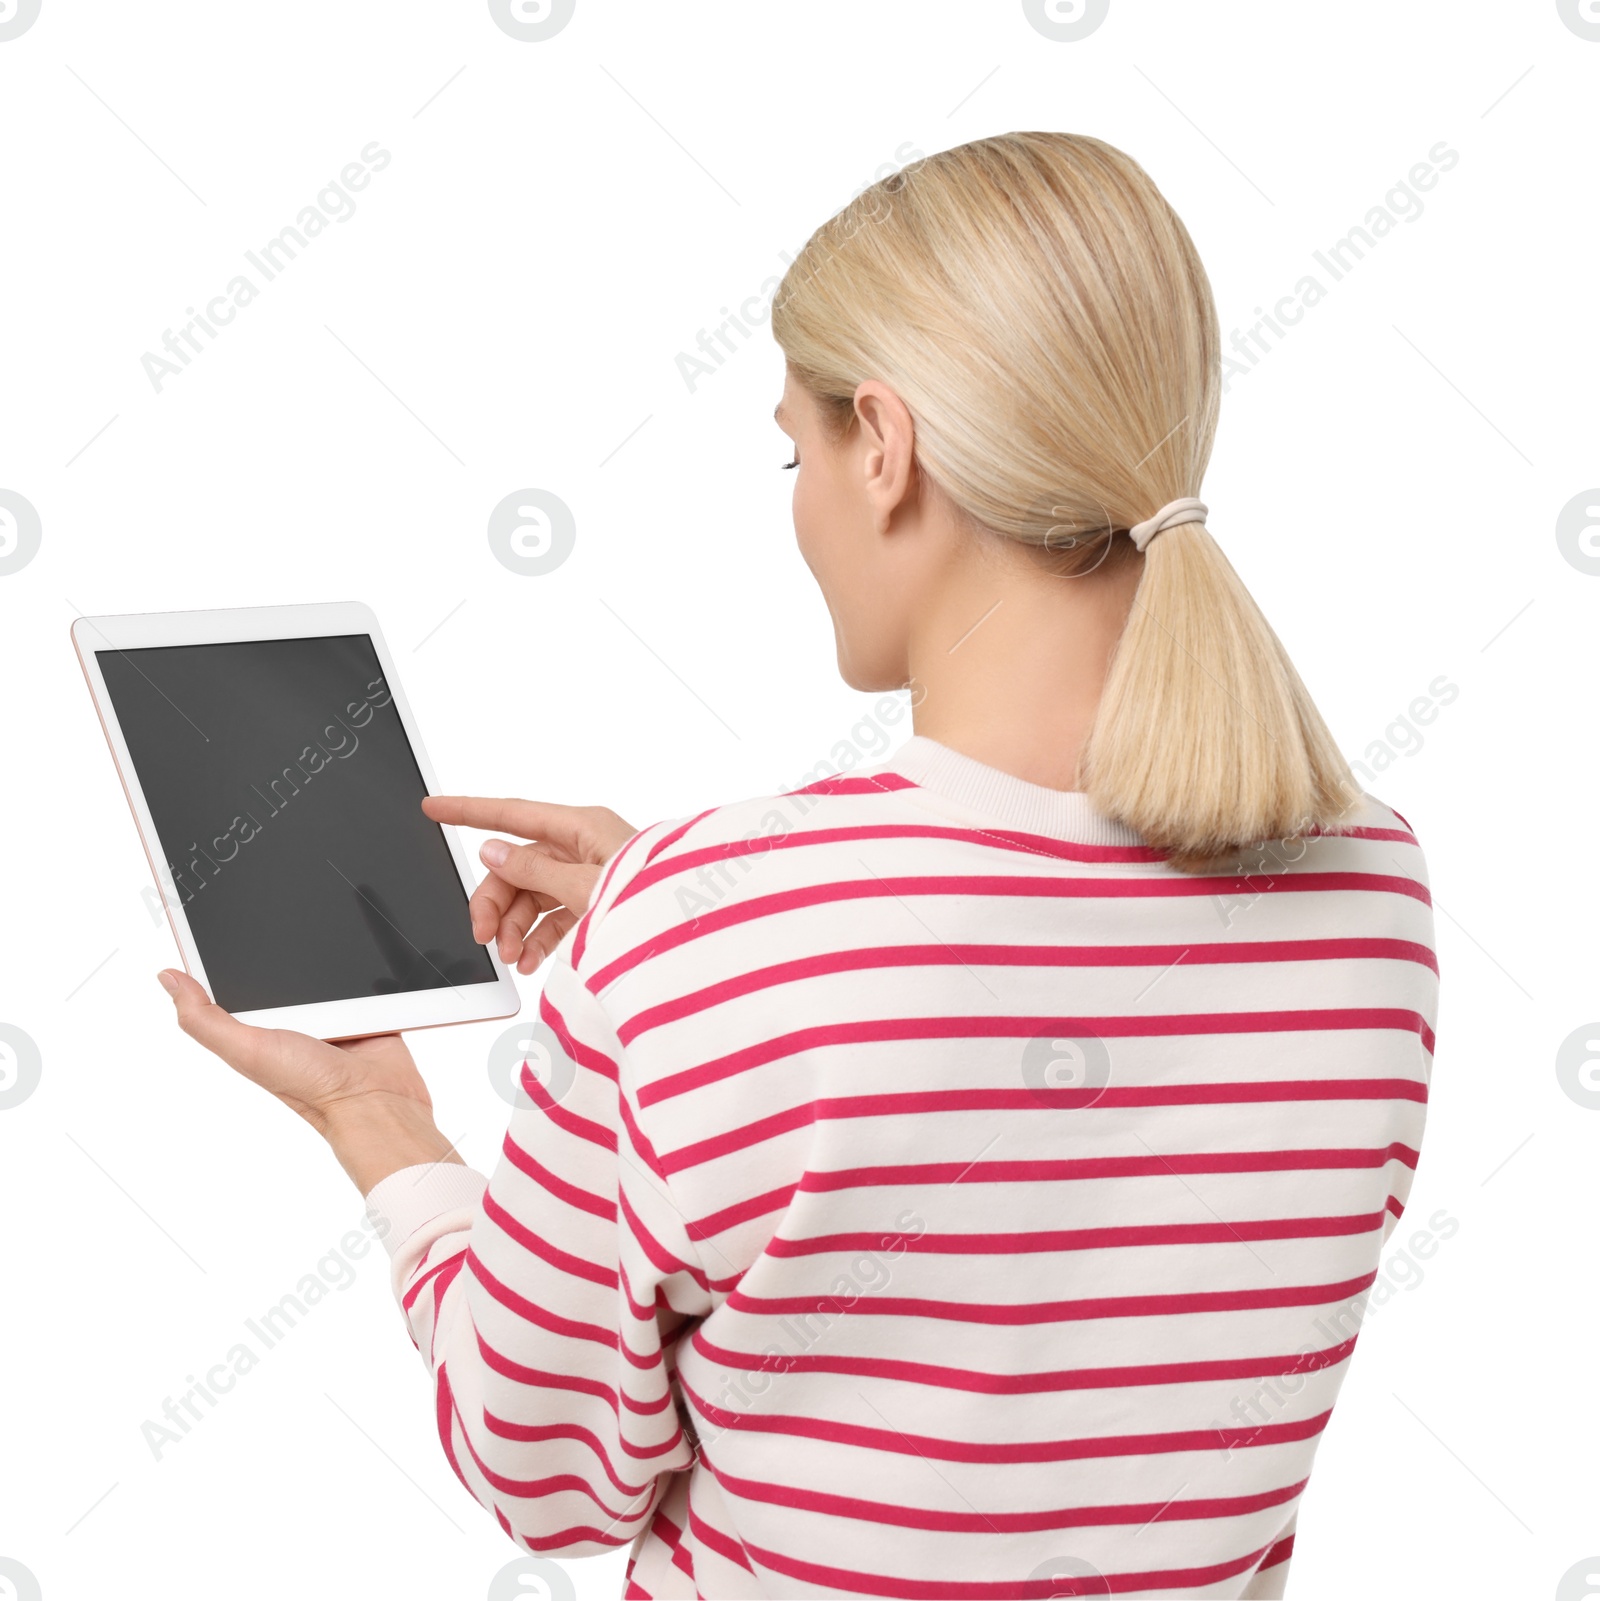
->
315, 1091, 461, 1196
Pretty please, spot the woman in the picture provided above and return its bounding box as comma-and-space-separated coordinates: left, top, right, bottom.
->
161, 132, 1437, 1598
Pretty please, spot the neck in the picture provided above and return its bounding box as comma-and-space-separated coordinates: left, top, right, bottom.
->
906, 543, 1141, 792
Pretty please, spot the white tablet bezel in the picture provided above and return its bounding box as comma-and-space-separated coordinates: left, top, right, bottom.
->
72, 601, 521, 1041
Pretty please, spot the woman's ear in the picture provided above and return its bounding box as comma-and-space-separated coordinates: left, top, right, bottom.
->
853, 381, 919, 536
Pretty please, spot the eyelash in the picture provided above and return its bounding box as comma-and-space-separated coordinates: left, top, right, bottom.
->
782, 455, 799, 470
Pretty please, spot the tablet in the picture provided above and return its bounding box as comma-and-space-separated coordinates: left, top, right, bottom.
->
72, 602, 521, 1041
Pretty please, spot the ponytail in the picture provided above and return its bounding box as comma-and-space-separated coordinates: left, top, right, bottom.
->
1080, 519, 1362, 871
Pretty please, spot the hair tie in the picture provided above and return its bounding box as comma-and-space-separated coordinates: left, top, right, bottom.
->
1128, 496, 1208, 553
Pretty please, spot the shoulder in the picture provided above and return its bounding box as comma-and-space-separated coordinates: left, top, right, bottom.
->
1273, 788, 1433, 904
1317, 789, 1429, 867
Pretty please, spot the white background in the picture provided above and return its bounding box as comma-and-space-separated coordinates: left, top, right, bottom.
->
0, 2, 1594, 1597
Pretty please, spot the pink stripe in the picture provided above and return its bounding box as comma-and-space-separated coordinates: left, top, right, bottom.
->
690, 1326, 1359, 1395
645, 807, 720, 863
1261, 1533, 1296, 1571
732, 1527, 1295, 1598
793, 1142, 1420, 1193
617, 1260, 662, 1324
690, 1181, 797, 1241
617, 1090, 671, 1185
618, 936, 1438, 1043
615, 823, 1164, 908
784, 772, 919, 796
435, 1364, 474, 1496
698, 1440, 1309, 1531
723, 1268, 1378, 1326
482, 1410, 659, 1500
617, 1187, 714, 1297
662, 1082, 1426, 1173
477, 1408, 672, 1492
520, 1061, 616, 1151
426, 1255, 465, 1365
685, 1502, 757, 1574
499, 1128, 614, 1221
476, 1327, 675, 1419
467, 1247, 622, 1354
640, 1009, 1436, 1108
679, 1368, 1331, 1462
503, 1525, 642, 1555
654, 1513, 685, 1550
403, 1250, 465, 1313
763, 1208, 1390, 1258
1309, 822, 1417, 845
540, 988, 618, 1084
685, 1146, 1415, 1244
452, 1387, 641, 1522
482, 1186, 616, 1290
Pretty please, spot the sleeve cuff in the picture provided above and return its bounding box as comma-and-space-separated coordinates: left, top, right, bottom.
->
364, 1162, 489, 1259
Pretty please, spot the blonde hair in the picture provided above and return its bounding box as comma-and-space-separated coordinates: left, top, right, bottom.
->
770, 131, 1361, 872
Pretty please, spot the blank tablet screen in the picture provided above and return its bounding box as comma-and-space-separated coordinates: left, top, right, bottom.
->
97, 633, 495, 1013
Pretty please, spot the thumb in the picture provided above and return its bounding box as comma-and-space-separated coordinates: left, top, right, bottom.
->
480, 839, 600, 910
158, 969, 258, 1064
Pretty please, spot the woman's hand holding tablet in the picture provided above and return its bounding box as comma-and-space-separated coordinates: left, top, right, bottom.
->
157, 789, 638, 1194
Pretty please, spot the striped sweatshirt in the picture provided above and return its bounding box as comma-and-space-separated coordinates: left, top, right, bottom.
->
364, 734, 1437, 1599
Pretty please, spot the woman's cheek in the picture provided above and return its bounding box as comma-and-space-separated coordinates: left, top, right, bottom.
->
792, 483, 836, 590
